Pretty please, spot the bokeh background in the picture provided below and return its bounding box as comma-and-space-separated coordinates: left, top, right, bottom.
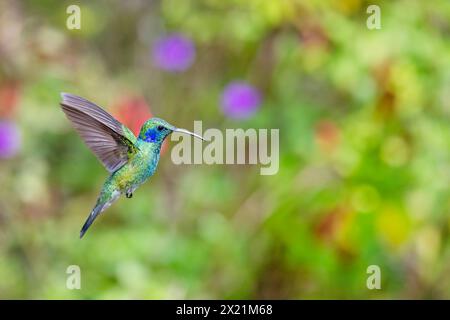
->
0, 0, 449, 299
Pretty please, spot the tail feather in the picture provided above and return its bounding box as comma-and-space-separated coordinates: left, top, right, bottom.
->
80, 203, 105, 238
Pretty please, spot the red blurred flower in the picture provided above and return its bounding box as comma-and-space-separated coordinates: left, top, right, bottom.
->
298, 22, 329, 49
112, 95, 168, 154
315, 120, 340, 154
112, 96, 152, 136
314, 208, 342, 242
0, 81, 20, 118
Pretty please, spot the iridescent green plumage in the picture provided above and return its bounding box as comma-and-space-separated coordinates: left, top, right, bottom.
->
60, 93, 204, 238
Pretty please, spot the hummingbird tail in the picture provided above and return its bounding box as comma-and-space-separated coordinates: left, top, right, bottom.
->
80, 203, 105, 238
79, 189, 121, 238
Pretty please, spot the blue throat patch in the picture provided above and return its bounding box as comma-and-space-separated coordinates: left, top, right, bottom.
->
144, 129, 158, 143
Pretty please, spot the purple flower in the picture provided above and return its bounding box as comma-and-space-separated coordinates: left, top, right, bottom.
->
221, 82, 262, 119
0, 120, 21, 158
152, 34, 196, 72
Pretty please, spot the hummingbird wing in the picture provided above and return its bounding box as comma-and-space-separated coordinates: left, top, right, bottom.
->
60, 93, 138, 172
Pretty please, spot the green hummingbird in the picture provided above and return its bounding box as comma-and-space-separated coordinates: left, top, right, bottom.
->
60, 93, 205, 238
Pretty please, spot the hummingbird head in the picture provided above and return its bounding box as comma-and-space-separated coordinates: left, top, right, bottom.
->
138, 117, 205, 144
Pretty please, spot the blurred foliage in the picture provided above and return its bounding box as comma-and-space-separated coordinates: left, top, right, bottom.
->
0, 0, 449, 299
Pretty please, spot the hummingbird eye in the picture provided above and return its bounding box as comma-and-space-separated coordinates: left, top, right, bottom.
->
157, 125, 164, 131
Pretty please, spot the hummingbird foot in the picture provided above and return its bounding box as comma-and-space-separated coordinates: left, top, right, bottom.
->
126, 191, 133, 198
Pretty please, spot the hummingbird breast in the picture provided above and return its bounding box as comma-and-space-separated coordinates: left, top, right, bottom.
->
111, 142, 161, 192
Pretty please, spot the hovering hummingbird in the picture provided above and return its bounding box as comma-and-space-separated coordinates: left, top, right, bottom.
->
60, 93, 205, 238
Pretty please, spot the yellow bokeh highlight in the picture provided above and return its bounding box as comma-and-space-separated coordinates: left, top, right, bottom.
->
376, 206, 411, 249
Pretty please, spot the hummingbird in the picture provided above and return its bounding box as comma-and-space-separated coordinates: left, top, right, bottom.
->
60, 93, 205, 238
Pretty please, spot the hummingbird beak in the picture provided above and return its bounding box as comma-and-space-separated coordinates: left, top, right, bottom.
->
173, 128, 207, 141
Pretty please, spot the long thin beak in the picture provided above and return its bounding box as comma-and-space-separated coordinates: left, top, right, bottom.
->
174, 128, 207, 141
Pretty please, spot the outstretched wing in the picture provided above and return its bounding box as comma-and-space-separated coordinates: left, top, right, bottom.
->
60, 93, 138, 172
